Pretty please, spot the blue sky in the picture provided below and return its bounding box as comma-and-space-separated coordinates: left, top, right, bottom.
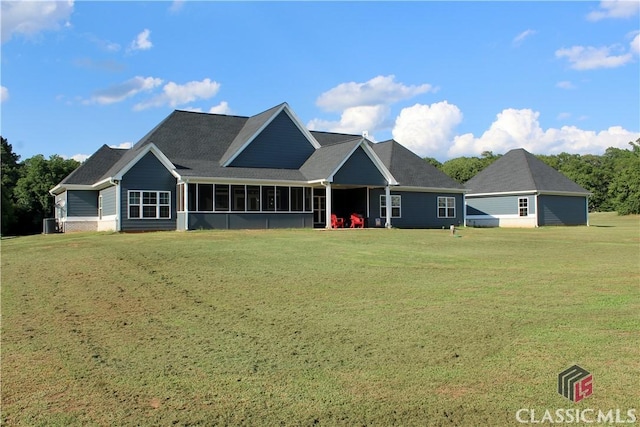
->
1, 1, 639, 162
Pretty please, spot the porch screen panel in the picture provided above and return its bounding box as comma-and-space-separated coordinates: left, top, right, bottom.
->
215, 185, 230, 211
232, 185, 246, 211
291, 187, 304, 211
276, 186, 289, 211
188, 184, 197, 212
262, 186, 275, 211
247, 186, 260, 211
198, 184, 213, 211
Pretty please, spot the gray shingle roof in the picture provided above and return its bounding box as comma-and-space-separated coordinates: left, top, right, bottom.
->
465, 148, 590, 195
59, 144, 128, 185
54, 104, 470, 191
371, 140, 465, 190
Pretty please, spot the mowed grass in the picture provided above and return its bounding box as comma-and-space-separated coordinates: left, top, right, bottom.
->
2, 212, 639, 426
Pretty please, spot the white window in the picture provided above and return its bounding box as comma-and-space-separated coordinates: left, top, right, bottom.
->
380, 195, 401, 218
129, 191, 171, 219
518, 197, 529, 217
438, 197, 456, 218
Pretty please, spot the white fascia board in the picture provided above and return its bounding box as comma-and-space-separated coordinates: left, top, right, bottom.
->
181, 176, 314, 186
538, 190, 593, 197
393, 186, 467, 193
92, 178, 116, 190
113, 143, 180, 180
466, 190, 538, 198
328, 139, 398, 186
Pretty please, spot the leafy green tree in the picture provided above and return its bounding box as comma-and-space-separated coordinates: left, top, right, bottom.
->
440, 151, 500, 184
606, 140, 640, 215
1, 137, 21, 235
13, 154, 80, 234
424, 157, 442, 168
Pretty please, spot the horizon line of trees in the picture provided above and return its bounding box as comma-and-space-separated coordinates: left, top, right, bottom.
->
2, 136, 639, 236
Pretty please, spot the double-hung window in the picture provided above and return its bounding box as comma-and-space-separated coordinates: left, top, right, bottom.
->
518, 197, 529, 216
129, 191, 171, 219
438, 197, 456, 218
380, 195, 401, 218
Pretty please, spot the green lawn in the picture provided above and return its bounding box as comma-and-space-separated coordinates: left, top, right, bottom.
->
2, 212, 639, 426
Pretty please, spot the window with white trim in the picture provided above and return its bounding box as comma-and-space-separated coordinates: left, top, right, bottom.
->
129, 191, 171, 219
518, 197, 529, 216
438, 196, 456, 218
380, 195, 401, 218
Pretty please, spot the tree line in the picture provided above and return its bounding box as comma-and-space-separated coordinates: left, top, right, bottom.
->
427, 139, 640, 215
1, 135, 638, 236
2, 137, 80, 236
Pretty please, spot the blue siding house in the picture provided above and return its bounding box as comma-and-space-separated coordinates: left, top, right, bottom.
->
464, 148, 590, 227
51, 103, 465, 231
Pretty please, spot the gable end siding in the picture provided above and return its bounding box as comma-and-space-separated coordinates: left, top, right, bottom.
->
229, 111, 315, 169
120, 152, 177, 231
67, 190, 99, 217
333, 147, 387, 186
538, 195, 587, 226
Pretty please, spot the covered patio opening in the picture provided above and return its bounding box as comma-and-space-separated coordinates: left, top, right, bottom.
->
313, 186, 369, 228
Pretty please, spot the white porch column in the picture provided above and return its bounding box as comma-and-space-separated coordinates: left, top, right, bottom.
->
115, 180, 121, 232
385, 185, 392, 228
184, 182, 189, 231
325, 182, 332, 228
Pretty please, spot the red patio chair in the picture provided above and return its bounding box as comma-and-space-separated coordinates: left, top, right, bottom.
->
350, 213, 364, 228
331, 214, 345, 228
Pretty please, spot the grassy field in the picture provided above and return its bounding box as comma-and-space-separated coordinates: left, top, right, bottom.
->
1, 212, 639, 426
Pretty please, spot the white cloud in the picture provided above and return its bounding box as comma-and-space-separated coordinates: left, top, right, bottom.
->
391, 102, 463, 158
587, 0, 640, 21
71, 153, 90, 162
513, 29, 536, 46
316, 75, 434, 112
1, 0, 74, 43
109, 142, 133, 149
557, 112, 572, 121
169, 0, 185, 13
129, 29, 152, 52
134, 78, 221, 110
88, 76, 163, 105
308, 105, 390, 137
630, 32, 640, 54
556, 81, 576, 90
208, 101, 232, 114
447, 108, 639, 159
1, 86, 8, 103
555, 44, 633, 70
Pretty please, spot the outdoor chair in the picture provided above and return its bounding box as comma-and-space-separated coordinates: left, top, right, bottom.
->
331, 214, 345, 228
350, 213, 364, 228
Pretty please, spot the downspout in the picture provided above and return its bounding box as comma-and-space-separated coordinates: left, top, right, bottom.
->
534, 193, 539, 228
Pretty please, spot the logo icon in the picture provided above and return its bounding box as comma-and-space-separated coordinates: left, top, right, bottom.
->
558, 365, 593, 402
